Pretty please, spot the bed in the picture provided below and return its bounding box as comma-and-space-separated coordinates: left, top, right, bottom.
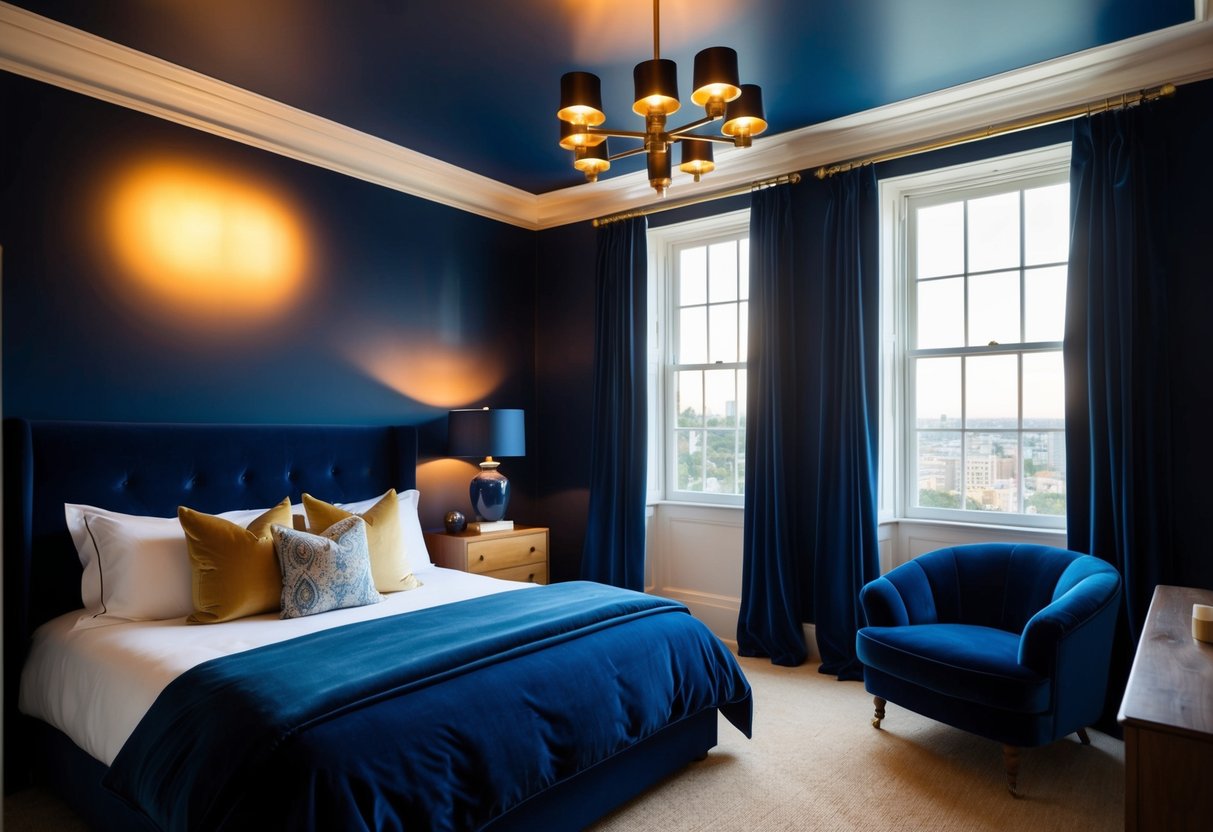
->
3, 419, 752, 831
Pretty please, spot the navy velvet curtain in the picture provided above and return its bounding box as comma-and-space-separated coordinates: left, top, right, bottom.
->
581, 217, 648, 591
1066, 105, 1173, 652
737, 171, 880, 678
1065, 78, 1213, 720
811, 170, 881, 679
737, 185, 806, 665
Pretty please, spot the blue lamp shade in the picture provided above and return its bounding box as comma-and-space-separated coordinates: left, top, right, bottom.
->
448, 408, 526, 522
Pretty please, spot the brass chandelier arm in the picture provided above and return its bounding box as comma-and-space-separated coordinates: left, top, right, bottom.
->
675, 134, 737, 145
586, 127, 650, 140
587, 126, 735, 147
588, 112, 722, 141
603, 135, 731, 163
667, 115, 720, 136
607, 146, 650, 162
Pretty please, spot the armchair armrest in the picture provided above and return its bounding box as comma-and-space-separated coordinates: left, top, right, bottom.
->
1018, 571, 1121, 676
859, 577, 910, 628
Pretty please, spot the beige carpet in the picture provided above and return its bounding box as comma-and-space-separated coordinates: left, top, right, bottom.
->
590, 656, 1123, 832
4, 656, 1123, 831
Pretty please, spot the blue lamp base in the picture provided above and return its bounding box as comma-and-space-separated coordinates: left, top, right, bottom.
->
470, 460, 510, 521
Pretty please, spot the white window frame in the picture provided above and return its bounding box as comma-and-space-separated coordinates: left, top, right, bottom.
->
879, 143, 1071, 531
647, 209, 750, 508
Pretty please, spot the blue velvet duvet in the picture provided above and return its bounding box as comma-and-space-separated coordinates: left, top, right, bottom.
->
104, 582, 752, 831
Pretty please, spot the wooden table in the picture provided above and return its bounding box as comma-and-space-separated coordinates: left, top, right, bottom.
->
1118, 585, 1213, 831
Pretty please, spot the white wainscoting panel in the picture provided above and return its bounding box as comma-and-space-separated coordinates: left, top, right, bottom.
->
893, 521, 1067, 569
648, 504, 744, 647
877, 523, 896, 575
646, 508, 1066, 654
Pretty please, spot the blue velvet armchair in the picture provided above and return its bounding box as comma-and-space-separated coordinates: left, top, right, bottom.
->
855, 543, 1121, 794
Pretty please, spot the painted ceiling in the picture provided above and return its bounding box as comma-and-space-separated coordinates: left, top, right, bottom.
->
6, 0, 1198, 193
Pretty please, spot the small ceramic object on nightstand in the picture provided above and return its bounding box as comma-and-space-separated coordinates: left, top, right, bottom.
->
1194, 603, 1213, 643
444, 510, 467, 534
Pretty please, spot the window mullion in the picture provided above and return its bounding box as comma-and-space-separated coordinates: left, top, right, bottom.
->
1019, 190, 1027, 344
960, 199, 969, 510
1018, 352, 1025, 514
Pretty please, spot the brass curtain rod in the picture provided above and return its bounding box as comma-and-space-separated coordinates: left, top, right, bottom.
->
593, 172, 802, 227
814, 83, 1177, 179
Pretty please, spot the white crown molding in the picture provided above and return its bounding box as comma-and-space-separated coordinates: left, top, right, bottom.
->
2, 2, 1212, 231
0, 3, 541, 229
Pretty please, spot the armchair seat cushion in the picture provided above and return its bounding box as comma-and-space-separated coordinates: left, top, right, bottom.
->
857, 623, 1050, 713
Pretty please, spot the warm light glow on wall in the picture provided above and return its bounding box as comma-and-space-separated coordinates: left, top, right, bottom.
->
417, 457, 483, 523
105, 159, 308, 326
343, 332, 507, 409
559, 0, 743, 62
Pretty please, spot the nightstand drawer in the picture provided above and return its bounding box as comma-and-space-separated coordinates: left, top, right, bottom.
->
488, 563, 549, 585
423, 526, 549, 586
466, 532, 547, 574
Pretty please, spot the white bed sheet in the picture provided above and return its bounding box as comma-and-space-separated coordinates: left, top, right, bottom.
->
18, 567, 525, 767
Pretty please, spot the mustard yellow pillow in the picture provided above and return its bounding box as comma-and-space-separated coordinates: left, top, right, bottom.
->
303, 490, 421, 593
179, 498, 293, 624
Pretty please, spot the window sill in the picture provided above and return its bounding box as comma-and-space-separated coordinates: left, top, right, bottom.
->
647, 499, 744, 511
887, 516, 1066, 536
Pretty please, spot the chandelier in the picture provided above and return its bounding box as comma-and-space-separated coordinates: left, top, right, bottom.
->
557, 0, 768, 196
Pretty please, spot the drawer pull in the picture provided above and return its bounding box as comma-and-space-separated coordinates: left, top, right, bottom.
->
527, 573, 535, 582
478, 555, 485, 562
529, 546, 536, 553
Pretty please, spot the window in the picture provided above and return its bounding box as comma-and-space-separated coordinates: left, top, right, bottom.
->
882, 145, 1070, 528
648, 211, 749, 506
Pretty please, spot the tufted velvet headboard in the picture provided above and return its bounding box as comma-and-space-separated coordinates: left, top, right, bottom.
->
2, 418, 418, 739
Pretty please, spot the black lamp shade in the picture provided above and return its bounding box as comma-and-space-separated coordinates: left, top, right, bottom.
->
722, 84, 768, 138
558, 72, 606, 126
632, 58, 680, 116
678, 139, 715, 179
448, 408, 526, 459
574, 139, 611, 180
559, 119, 606, 150
691, 47, 741, 106
680, 139, 713, 165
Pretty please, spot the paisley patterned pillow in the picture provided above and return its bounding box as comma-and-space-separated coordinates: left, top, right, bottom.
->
272, 516, 383, 619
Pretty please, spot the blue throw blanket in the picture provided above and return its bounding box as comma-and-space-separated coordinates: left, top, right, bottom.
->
104, 582, 752, 831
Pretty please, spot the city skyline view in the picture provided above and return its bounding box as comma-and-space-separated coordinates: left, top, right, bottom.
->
910, 180, 1069, 519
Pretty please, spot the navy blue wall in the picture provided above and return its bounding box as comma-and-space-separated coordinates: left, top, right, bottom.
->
0, 72, 538, 529
533, 221, 595, 581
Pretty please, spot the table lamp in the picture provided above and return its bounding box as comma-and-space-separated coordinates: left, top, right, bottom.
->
448, 407, 526, 522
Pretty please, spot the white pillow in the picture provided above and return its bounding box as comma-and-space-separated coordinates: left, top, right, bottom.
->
65, 502, 302, 624
329, 489, 434, 571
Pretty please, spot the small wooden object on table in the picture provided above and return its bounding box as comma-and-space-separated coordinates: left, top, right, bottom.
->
1118, 584, 1213, 832
424, 525, 549, 585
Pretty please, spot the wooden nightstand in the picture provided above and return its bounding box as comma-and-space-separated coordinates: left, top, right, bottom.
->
423, 526, 549, 585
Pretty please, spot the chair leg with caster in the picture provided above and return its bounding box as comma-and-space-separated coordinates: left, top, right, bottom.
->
1003, 745, 1021, 797
872, 696, 886, 729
